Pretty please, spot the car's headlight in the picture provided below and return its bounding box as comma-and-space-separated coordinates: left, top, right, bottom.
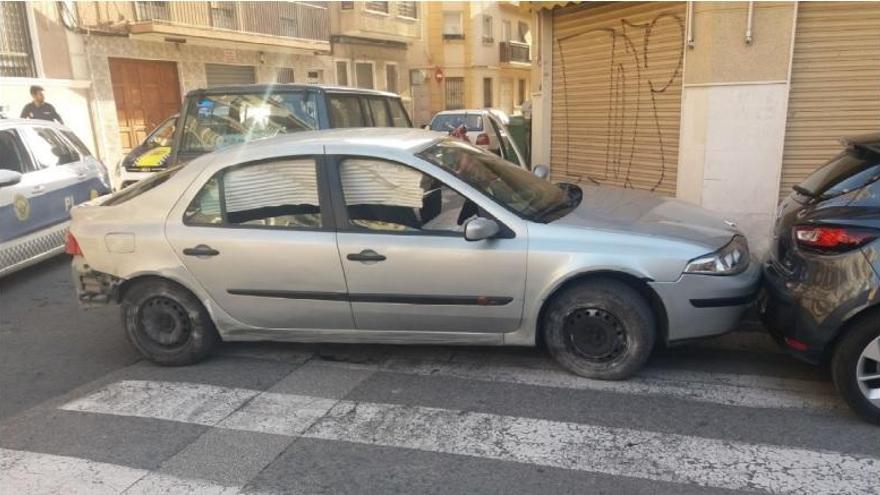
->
684, 235, 749, 275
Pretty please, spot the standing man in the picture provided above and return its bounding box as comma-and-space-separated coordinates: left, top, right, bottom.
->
20, 85, 63, 124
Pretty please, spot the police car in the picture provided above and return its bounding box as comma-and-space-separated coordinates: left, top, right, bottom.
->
0, 119, 111, 277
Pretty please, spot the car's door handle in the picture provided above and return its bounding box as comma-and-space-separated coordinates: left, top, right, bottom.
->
346, 249, 386, 262
183, 244, 220, 257
30, 185, 46, 195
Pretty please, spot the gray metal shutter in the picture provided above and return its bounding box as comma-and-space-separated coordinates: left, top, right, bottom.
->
779, 2, 880, 200
551, 2, 686, 196
205, 63, 256, 87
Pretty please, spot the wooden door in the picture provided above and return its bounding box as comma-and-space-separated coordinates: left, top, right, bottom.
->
109, 58, 181, 153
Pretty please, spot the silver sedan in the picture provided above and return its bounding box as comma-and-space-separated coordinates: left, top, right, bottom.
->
69, 129, 760, 379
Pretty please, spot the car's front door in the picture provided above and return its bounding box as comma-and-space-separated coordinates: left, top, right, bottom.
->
329, 156, 527, 333
165, 154, 354, 330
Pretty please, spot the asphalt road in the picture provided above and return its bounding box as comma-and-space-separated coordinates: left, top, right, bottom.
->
1, 257, 879, 495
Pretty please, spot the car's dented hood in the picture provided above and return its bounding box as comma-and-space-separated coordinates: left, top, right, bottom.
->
553, 184, 738, 250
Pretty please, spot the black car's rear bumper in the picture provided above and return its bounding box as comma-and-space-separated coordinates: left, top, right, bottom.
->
760, 252, 880, 364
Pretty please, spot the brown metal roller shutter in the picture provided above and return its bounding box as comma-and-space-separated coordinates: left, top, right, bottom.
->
551, 2, 685, 196
779, 2, 880, 200
205, 63, 256, 87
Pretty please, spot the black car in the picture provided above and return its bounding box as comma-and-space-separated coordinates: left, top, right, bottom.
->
761, 133, 880, 425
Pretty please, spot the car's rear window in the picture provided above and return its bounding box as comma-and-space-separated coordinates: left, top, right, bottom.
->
429, 114, 483, 132
796, 147, 880, 200
327, 94, 411, 128
180, 92, 318, 154
104, 166, 181, 205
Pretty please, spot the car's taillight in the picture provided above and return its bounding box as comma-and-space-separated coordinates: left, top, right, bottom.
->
792, 225, 879, 254
65, 231, 82, 256
475, 133, 490, 146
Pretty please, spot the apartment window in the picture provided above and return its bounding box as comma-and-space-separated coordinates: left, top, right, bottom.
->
307, 70, 323, 84
517, 21, 530, 43
340, 1, 354, 10
355, 62, 374, 89
336, 61, 350, 86
445, 77, 464, 110
0, 2, 36, 77
277, 68, 295, 84
483, 78, 493, 108
501, 20, 511, 42
443, 12, 464, 40
482, 15, 494, 43
365, 1, 389, 14
397, 1, 418, 19
135, 1, 169, 21
210, 1, 236, 30
385, 64, 399, 94
518, 79, 526, 106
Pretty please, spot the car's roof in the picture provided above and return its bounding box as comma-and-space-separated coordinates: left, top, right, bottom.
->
0, 118, 68, 130
186, 84, 400, 99
433, 109, 492, 117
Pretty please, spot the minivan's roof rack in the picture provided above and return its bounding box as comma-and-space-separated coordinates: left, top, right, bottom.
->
187, 84, 400, 98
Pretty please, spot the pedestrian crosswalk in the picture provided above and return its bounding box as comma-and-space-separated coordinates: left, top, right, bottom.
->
2, 337, 878, 495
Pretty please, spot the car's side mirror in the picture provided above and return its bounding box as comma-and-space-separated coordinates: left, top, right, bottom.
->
464, 217, 500, 241
0, 170, 22, 188
533, 165, 549, 180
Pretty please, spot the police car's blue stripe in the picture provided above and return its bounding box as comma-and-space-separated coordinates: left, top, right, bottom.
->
0, 178, 109, 243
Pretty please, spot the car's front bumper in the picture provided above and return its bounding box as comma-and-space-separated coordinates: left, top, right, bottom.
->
649, 257, 762, 343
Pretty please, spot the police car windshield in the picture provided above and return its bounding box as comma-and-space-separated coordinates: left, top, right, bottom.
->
180, 92, 318, 154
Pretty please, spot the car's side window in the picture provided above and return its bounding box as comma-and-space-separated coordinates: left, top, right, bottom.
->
387, 99, 410, 128
186, 159, 322, 229
366, 97, 392, 127
339, 158, 478, 235
19, 127, 79, 168
60, 130, 92, 157
328, 94, 367, 128
0, 130, 32, 174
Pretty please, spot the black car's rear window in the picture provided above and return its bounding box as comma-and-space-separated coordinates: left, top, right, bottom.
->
796, 147, 880, 200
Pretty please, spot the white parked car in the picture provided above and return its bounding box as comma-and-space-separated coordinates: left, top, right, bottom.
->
429, 110, 527, 169
0, 119, 111, 276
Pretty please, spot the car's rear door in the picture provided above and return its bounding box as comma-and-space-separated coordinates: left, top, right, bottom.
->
165, 149, 354, 330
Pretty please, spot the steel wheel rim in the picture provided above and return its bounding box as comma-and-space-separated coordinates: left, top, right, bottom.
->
856, 334, 880, 407
563, 307, 628, 362
139, 296, 192, 349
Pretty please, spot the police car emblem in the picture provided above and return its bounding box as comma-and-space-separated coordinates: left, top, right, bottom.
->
13, 194, 30, 222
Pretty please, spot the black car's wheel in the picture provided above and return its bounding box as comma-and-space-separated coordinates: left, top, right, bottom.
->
121, 279, 219, 366
832, 316, 880, 425
543, 279, 655, 380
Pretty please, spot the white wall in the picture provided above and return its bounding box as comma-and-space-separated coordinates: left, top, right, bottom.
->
0, 78, 98, 158
676, 83, 790, 257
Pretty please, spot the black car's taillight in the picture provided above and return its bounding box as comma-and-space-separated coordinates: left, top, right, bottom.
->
792, 225, 879, 254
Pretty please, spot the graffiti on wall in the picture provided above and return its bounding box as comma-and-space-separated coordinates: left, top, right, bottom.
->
555, 12, 684, 192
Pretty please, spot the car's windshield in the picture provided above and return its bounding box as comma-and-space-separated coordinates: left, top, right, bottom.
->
417, 139, 573, 222
145, 117, 176, 149
180, 92, 318, 154
796, 146, 880, 200
430, 114, 483, 132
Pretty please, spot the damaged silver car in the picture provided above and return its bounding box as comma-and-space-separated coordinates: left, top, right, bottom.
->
68, 128, 759, 379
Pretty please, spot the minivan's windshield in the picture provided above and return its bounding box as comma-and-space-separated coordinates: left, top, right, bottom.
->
417, 139, 575, 222
796, 146, 880, 200
180, 92, 318, 154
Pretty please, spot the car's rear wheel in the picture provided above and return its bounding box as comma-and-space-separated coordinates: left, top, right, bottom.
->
543, 279, 655, 380
832, 316, 880, 425
121, 279, 218, 366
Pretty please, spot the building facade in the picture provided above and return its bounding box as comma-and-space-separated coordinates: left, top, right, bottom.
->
408, 1, 532, 126
329, 1, 422, 116
531, 1, 880, 255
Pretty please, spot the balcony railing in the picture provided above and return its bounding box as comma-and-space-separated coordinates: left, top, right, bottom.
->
500, 40, 530, 64
76, 1, 330, 43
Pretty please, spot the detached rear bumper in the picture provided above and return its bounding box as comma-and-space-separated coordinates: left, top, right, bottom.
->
72, 256, 122, 307
649, 258, 762, 343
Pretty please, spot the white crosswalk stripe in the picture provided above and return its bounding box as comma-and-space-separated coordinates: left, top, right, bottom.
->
57, 379, 880, 495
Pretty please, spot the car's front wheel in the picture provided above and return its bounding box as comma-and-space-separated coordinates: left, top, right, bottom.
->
121, 279, 219, 366
831, 315, 880, 425
543, 279, 655, 380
